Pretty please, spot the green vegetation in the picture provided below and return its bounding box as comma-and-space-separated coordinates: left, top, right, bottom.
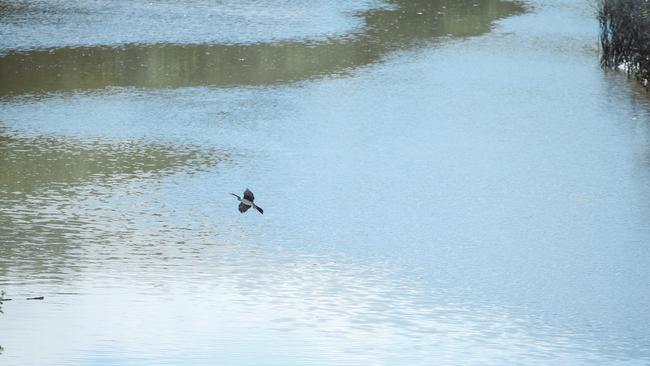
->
598, 0, 650, 88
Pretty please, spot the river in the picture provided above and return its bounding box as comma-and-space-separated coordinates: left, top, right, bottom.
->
1, 0, 650, 365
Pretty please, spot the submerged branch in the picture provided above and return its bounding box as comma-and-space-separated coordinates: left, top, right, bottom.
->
0, 296, 45, 301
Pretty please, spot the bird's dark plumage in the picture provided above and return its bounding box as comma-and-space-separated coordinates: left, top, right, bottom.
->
243, 189, 254, 202
230, 188, 263, 214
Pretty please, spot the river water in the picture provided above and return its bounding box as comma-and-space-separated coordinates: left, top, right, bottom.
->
1, 0, 649, 365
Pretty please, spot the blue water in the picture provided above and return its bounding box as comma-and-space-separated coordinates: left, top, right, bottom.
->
1, 0, 650, 365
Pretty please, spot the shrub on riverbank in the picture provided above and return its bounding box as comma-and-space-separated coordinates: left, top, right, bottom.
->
598, 0, 650, 88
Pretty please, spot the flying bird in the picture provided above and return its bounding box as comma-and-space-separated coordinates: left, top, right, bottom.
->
230, 188, 263, 214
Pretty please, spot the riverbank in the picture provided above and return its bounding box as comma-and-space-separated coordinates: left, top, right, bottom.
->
599, 0, 650, 88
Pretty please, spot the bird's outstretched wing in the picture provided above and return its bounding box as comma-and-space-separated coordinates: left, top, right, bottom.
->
239, 202, 251, 213
229, 193, 241, 200
243, 189, 255, 202
254, 205, 263, 214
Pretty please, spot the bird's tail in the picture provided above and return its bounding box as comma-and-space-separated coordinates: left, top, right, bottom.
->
253, 204, 264, 214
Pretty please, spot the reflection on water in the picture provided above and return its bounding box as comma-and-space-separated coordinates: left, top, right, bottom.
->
0, 129, 225, 198
0, 182, 631, 364
0, 0, 524, 95
0, 129, 225, 281
0, 0, 379, 49
2, 0, 650, 364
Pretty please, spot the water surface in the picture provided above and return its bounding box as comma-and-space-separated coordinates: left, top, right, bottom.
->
0, 0, 522, 95
1, 0, 650, 365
